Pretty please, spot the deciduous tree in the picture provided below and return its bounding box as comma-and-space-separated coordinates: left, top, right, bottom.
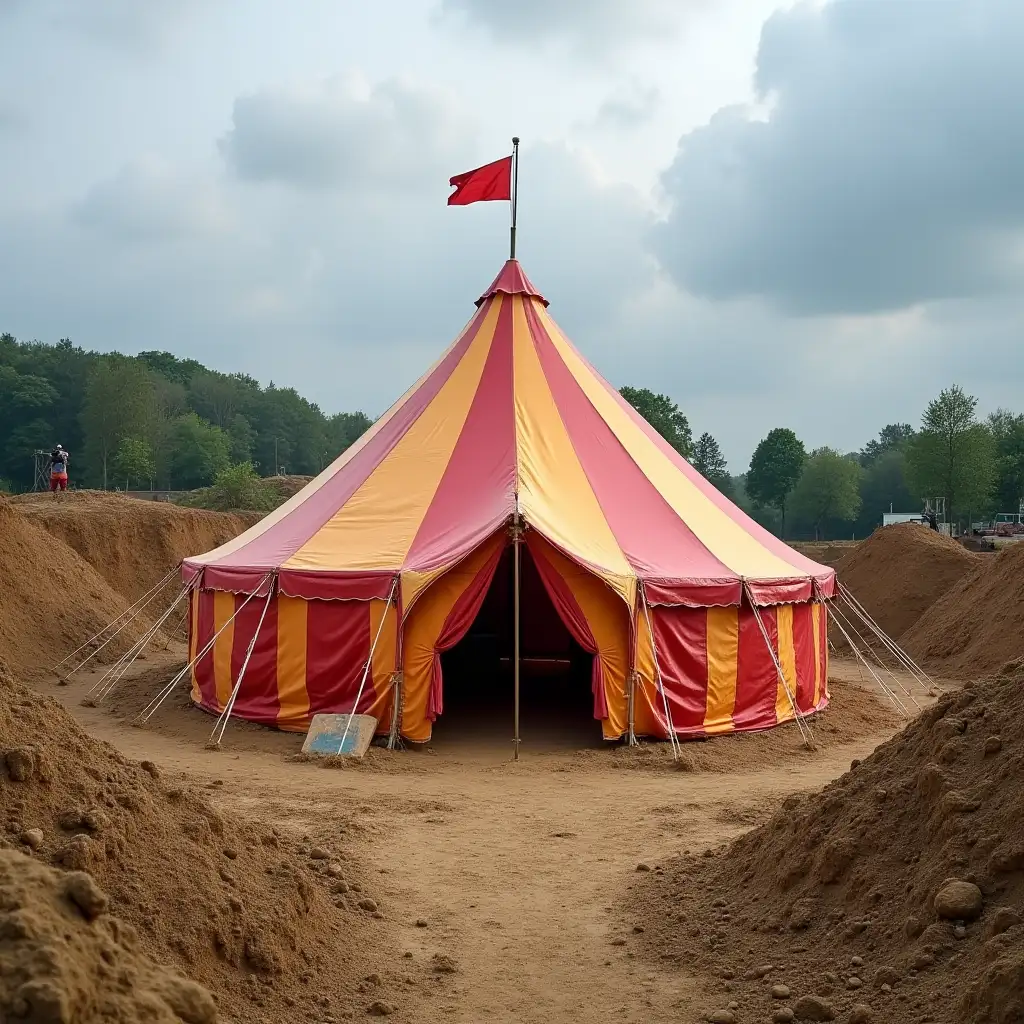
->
790, 448, 862, 540
905, 385, 995, 528
619, 386, 693, 458
747, 428, 807, 538
692, 432, 731, 496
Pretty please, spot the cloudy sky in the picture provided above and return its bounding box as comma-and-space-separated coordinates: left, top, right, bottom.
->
2, 0, 1023, 469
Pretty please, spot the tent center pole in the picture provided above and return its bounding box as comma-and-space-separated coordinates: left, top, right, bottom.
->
512, 507, 522, 761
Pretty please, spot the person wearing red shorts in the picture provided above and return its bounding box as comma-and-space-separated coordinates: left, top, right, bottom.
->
49, 445, 69, 496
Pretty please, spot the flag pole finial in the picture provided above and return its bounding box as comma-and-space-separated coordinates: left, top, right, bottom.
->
510, 137, 520, 260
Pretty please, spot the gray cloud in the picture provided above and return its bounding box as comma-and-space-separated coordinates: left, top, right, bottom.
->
655, 0, 1024, 315
72, 159, 234, 243
594, 85, 661, 131
0, 101, 25, 135
49, 0, 209, 49
220, 75, 475, 191
439, 0, 703, 49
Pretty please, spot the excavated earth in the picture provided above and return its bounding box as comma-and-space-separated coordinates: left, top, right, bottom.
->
628, 664, 1024, 1024
833, 523, 985, 644
903, 540, 1024, 677
0, 845, 221, 1024
0, 662, 404, 1023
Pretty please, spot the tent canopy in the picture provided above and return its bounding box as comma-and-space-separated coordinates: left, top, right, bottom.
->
183, 260, 834, 611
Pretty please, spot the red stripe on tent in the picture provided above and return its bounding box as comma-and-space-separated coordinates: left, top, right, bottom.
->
304, 600, 373, 715
277, 569, 394, 601
734, 606, 779, 730
406, 298, 516, 573
649, 606, 709, 734
192, 590, 216, 708
525, 301, 740, 606
528, 538, 607, 720
228, 592, 281, 727
569, 340, 835, 597
793, 603, 817, 713
203, 304, 493, 576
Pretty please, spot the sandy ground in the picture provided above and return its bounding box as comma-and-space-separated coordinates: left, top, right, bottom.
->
40, 652, 949, 1024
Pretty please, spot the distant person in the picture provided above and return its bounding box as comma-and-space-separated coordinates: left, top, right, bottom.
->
925, 510, 938, 531
49, 445, 69, 496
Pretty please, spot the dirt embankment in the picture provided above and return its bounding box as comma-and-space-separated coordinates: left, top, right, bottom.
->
11, 491, 260, 603
790, 542, 859, 569
0, 665, 390, 1021
629, 663, 1024, 1024
0, 846, 217, 1024
834, 524, 984, 642
903, 541, 1024, 677
0, 500, 135, 681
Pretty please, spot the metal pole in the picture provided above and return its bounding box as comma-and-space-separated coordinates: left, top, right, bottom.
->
509, 136, 520, 260
513, 507, 522, 760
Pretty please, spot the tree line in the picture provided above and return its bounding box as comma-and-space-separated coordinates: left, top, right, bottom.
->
2, 331, 1013, 541
0, 333, 371, 492
620, 384, 1018, 541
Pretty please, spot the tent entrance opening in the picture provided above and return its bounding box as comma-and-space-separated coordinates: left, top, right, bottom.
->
435, 545, 601, 748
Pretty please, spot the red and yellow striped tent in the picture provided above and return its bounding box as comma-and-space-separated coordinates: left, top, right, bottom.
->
183, 261, 835, 743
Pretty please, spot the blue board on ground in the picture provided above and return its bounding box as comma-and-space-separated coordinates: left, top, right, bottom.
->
302, 713, 378, 759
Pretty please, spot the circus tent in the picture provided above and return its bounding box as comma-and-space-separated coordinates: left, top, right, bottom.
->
182, 260, 836, 745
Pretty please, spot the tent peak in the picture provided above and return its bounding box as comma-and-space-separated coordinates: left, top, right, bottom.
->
476, 260, 549, 308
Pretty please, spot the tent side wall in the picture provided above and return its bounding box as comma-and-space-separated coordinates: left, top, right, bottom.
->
189, 588, 398, 731
633, 601, 829, 739
186, 560, 828, 743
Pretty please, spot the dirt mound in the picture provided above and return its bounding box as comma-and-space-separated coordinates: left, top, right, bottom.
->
791, 542, 859, 569
558, 678, 899, 774
835, 523, 984, 641
0, 499, 134, 680
629, 665, 1024, 1024
264, 475, 313, 501
903, 541, 1024, 676
0, 847, 217, 1023
11, 491, 259, 604
0, 669, 382, 1020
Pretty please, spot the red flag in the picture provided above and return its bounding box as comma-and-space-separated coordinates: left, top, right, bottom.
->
448, 155, 513, 206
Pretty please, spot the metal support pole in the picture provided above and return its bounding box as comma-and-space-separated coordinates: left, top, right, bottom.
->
513, 509, 522, 761
509, 136, 520, 260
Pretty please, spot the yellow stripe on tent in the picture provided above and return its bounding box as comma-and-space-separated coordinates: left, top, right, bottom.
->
285, 298, 503, 573
776, 604, 797, 723
539, 308, 803, 584
212, 590, 236, 711
276, 595, 309, 729
704, 606, 739, 733
513, 299, 635, 608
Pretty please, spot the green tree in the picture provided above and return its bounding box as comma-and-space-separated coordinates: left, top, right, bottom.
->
325, 411, 372, 462
227, 413, 256, 463
987, 409, 1024, 512
790, 448, 862, 540
113, 437, 156, 490
163, 413, 232, 489
746, 428, 807, 538
0, 365, 58, 483
860, 423, 916, 465
905, 385, 996, 529
181, 462, 279, 512
691, 432, 732, 496
80, 355, 156, 488
855, 449, 914, 536
619, 386, 693, 458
